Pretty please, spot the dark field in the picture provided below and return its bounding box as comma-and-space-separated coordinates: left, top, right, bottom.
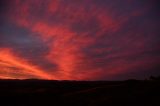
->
0, 79, 159, 106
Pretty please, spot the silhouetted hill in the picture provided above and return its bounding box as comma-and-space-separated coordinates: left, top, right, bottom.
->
0, 79, 159, 106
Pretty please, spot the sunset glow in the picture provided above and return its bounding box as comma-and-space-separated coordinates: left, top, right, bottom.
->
0, 0, 159, 80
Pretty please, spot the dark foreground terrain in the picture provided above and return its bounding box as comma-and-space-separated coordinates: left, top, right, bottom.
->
0, 79, 159, 106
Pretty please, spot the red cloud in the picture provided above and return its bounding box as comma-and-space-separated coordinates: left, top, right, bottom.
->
1, 0, 159, 80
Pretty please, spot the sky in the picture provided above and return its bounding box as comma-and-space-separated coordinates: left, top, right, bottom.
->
0, 0, 159, 80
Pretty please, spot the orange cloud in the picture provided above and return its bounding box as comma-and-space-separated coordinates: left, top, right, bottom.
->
0, 48, 54, 79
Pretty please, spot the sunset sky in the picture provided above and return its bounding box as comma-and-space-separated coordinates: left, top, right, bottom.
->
0, 0, 159, 80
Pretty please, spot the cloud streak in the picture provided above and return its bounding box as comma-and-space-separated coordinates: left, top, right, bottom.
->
0, 48, 54, 79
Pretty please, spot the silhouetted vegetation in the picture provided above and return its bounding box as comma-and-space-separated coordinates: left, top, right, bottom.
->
0, 78, 159, 106
150, 75, 160, 80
